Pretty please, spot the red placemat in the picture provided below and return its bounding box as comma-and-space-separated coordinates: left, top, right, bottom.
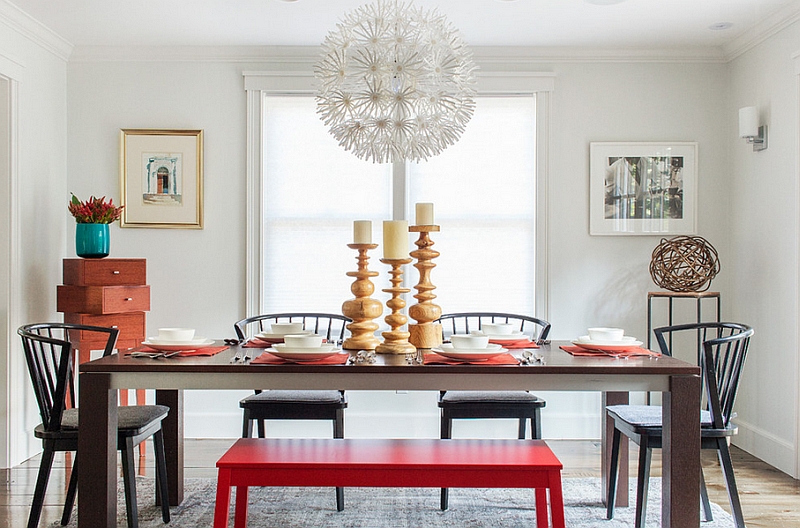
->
423, 352, 519, 365
489, 338, 539, 349
560, 345, 660, 358
126, 345, 229, 357
251, 352, 350, 365
244, 337, 330, 348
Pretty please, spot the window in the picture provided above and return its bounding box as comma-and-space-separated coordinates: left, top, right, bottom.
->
259, 94, 537, 318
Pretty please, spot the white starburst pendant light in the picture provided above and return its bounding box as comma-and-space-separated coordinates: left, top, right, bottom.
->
315, 0, 478, 164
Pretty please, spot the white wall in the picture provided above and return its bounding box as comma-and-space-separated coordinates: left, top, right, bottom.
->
0, 2, 70, 467
727, 19, 800, 477
64, 51, 741, 444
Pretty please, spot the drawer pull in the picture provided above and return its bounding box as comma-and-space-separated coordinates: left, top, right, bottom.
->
125, 298, 133, 301
112, 270, 120, 274
111, 325, 119, 329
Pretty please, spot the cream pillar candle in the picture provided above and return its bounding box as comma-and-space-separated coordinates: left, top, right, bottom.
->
353, 220, 372, 244
383, 220, 409, 259
415, 202, 434, 226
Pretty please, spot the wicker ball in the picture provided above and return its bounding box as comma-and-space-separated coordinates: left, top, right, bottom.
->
649, 236, 720, 292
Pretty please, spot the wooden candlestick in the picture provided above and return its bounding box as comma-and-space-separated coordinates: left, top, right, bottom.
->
375, 258, 416, 355
408, 225, 443, 349
341, 243, 382, 350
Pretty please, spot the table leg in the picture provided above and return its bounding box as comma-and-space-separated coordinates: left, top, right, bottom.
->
663, 374, 701, 528
601, 391, 629, 507
156, 389, 184, 505
78, 372, 118, 526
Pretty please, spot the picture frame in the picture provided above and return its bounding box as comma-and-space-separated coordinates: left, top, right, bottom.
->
589, 141, 697, 236
120, 129, 204, 228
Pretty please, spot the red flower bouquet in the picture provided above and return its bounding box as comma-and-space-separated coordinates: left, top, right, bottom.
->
68, 193, 124, 224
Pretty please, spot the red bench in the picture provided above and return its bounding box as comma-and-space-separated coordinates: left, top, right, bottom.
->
214, 438, 565, 528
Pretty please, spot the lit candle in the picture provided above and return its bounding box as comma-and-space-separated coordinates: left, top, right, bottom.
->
415, 202, 434, 226
353, 220, 372, 244
383, 220, 409, 259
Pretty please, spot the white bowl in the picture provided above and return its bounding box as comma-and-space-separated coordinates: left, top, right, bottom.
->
588, 327, 625, 342
270, 322, 304, 335
450, 334, 490, 349
481, 323, 515, 335
282, 334, 324, 348
157, 327, 195, 342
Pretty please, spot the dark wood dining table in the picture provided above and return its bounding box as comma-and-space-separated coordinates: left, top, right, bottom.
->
78, 341, 701, 528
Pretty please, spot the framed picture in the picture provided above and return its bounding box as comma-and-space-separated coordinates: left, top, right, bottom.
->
120, 129, 204, 228
589, 141, 697, 235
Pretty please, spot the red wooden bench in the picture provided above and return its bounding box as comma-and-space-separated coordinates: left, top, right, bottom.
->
214, 438, 565, 528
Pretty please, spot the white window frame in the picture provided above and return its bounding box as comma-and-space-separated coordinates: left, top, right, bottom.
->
243, 68, 554, 321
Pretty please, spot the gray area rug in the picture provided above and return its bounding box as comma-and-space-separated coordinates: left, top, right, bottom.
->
60, 477, 734, 527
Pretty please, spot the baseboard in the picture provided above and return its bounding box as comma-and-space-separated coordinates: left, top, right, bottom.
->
733, 418, 797, 478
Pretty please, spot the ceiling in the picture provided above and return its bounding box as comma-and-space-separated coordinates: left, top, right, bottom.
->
6, 0, 800, 55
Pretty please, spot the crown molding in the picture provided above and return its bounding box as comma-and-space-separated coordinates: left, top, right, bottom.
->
0, 0, 72, 62
723, 1, 800, 61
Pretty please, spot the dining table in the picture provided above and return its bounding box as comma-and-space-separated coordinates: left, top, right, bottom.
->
77, 341, 701, 528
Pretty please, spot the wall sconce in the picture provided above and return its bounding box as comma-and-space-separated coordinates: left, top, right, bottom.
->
739, 106, 767, 151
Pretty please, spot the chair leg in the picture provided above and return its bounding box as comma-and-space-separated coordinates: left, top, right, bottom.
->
153, 430, 171, 523
334, 409, 345, 512
717, 440, 746, 528
700, 467, 713, 522
440, 411, 452, 510
61, 453, 79, 526
241, 409, 253, 438
28, 445, 55, 528
635, 439, 652, 528
257, 419, 266, 438
121, 437, 139, 528
606, 427, 621, 520
532, 408, 542, 440
517, 415, 527, 439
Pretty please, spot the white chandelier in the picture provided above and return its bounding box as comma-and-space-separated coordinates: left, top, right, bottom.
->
315, 0, 478, 164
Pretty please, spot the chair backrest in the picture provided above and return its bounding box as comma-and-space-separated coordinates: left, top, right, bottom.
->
234, 313, 351, 343
18, 323, 119, 433
436, 312, 551, 342
653, 322, 753, 429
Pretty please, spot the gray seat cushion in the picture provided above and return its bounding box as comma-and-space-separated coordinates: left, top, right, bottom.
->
60, 405, 169, 431
606, 404, 712, 427
241, 390, 346, 405
440, 391, 544, 404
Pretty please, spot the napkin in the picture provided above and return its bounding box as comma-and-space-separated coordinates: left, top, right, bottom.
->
127, 345, 229, 357
489, 338, 539, 349
250, 352, 350, 365
423, 352, 520, 365
560, 345, 660, 358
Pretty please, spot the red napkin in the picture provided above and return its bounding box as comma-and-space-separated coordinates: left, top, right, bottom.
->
489, 338, 539, 349
250, 352, 350, 365
127, 345, 229, 357
423, 352, 520, 365
560, 345, 660, 358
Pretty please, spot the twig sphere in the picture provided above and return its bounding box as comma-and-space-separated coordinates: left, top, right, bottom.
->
649, 236, 720, 292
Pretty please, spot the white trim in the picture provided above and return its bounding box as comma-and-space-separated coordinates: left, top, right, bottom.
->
0, 0, 72, 61
734, 419, 797, 478
244, 89, 264, 317
724, 2, 800, 61
536, 91, 551, 323
795, 50, 800, 480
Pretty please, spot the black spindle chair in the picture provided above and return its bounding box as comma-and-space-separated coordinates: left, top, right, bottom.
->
234, 313, 350, 511
605, 322, 753, 528
435, 312, 551, 510
19, 322, 170, 528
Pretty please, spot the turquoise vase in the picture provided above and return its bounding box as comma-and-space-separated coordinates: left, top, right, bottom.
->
75, 223, 110, 258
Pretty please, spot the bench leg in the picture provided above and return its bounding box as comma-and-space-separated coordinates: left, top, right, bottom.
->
234, 486, 249, 528
213, 469, 232, 528
549, 471, 566, 528
535, 488, 548, 528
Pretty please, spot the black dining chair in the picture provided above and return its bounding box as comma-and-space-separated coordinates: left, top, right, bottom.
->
19, 322, 170, 528
435, 312, 551, 510
605, 322, 753, 528
233, 312, 350, 511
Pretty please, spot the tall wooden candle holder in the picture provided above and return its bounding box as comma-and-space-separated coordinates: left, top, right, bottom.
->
341, 243, 382, 350
375, 258, 416, 355
408, 225, 443, 349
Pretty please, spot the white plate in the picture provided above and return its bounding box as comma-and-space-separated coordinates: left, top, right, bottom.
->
575, 336, 641, 346
141, 339, 216, 351
267, 348, 342, 361
145, 337, 211, 345
273, 343, 338, 353
571, 340, 644, 352
255, 331, 312, 340
440, 343, 504, 353
485, 334, 531, 342
431, 347, 508, 361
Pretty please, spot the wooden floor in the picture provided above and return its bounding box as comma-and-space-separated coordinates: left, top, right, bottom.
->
1, 439, 797, 527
